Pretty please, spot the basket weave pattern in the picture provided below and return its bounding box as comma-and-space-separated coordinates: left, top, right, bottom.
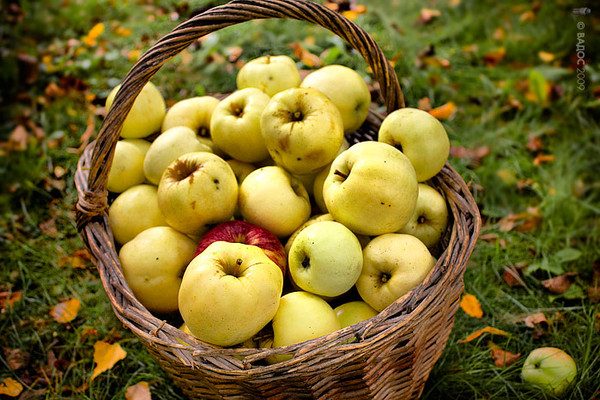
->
75, 1, 481, 398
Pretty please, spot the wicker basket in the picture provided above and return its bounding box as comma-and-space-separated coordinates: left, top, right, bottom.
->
75, 0, 481, 398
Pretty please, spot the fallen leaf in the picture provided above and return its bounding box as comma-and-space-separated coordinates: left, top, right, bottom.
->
91, 341, 127, 381
3, 347, 30, 371
8, 125, 28, 151
450, 145, 490, 167
538, 51, 555, 63
542, 272, 577, 294
480, 233, 507, 248
449, 0, 461, 7
419, 8, 441, 24
523, 312, 548, 328
533, 154, 555, 166
290, 42, 321, 68
125, 381, 152, 400
115, 26, 132, 37
82, 22, 105, 47
497, 207, 541, 233
459, 326, 510, 343
520, 10, 536, 22
493, 27, 505, 41
342, 10, 361, 21
526, 69, 550, 105
460, 293, 483, 318
418, 97, 432, 111
483, 47, 506, 66
39, 218, 58, 238
588, 260, 600, 303
489, 343, 521, 367
0, 291, 22, 312
429, 102, 457, 120
526, 135, 544, 152
225, 46, 243, 63
50, 298, 81, 323
0, 377, 23, 397
502, 265, 526, 287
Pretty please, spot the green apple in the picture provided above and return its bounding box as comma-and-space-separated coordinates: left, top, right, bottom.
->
119, 226, 196, 313
521, 347, 577, 396
161, 96, 219, 134
356, 233, 436, 311
210, 88, 270, 162
284, 213, 334, 254
398, 183, 448, 248
178, 241, 283, 347
238, 166, 311, 237
237, 55, 301, 97
107, 139, 151, 193
108, 184, 168, 245
270, 291, 341, 363
312, 139, 350, 213
378, 108, 450, 182
143, 126, 212, 185
323, 141, 418, 236
288, 221, 363, 297
300, 65, 371, 133
261, 87, 344, 175
334, 301, 378, 328
157, 152, 238, 235
106, 81, 166, 139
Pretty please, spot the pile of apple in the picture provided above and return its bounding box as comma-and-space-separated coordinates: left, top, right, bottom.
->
105, 55, 451, 358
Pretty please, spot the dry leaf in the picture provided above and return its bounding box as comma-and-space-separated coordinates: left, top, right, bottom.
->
542, 272, 577, 294
538, 51, 555, 63
342, 10, 361, 21
533, 154, 555, 166
493, 27, 505, 41
526, 135, 544, 152
290, 42, 321, 68
91, 341, 127, 381
520, 10, 536, 22
418, 97, 432, 111
497, 207, 542, 233
589, 261, 600, 303
502, 265, 526, 287
82, 22, 105, 47
50, 298, 81, 323
523, 312, 548, 328
225, 46, 243, 63
459, 326, 510, 343
429, 102, 457, 120
8, 125, 28, 151
126, 381, 152, 400
460, 293, 483, 318
0, 377, 23, 397
39, 218, 58, 237
0, 291, 22, 312
3, 347, 30, 371
483, 47, 506, 66
115, 26, 132, 37
450, 145, 490, 167
419, 8, 441, 24
489, 344, 521, 367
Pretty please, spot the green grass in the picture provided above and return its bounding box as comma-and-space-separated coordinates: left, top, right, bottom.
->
1, 0, 599, 399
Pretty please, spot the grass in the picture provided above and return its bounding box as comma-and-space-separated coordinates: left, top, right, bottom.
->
1, 0, 599, 399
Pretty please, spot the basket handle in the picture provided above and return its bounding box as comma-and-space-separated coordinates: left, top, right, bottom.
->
76, 0, 404, 226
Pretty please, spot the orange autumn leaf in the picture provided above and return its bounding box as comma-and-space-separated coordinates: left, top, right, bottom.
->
82, 22, 105, 47
460, 293, 484, 318
342, 10, 360, 21
91, 341, 127, 381
290, 42, 321, 68
483, 47, 506, 66
125, 381, 152, 400
489, 343, 521, 367
0, 291, 22, 312
419, 8, 442, 24
50, 298, 81, 323
538, 51, 555, 63
429, 101, 457, 120
533, 153, 555, 166
115, 26, 132, 37
459, 326, 510, 343
0, 377, 23, 397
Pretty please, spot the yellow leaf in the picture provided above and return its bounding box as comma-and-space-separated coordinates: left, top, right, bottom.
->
538, 51, 555, 63
459, 326, 510, 343
460, 293, 484, 318
125, 381, 151, 400
91, 341, 127, 381
428, 101, 457, 120
0, 377, 23, 397
115, 26, 132, 37
82, 22, 105, 47
50, 298, 81, 323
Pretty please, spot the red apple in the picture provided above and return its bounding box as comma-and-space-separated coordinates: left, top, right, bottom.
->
195, 220, 287, 276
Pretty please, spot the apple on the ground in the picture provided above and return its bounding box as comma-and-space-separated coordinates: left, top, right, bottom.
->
107, 139, 151, 193
300, 65, 371, 133
334, 301, 378, 328
521, 347, 577, 396
210, 88, 271, 163
108, 184, 167, 245
143, 126, 212, 185
378, 107, 450, 182
356, 233, 436, 311
288, 221, 363, 298
157, 152, 238, 235
119, 226, 196, 313
270, 291, 341, 363
178, 241, 283, 346
106, 81, 166, 139
194, 220, 287, 276
237, 55, 301, 97
261, 87, 344, 175
323, 141, 418, 236
398, 183, 448, 248
238, 166, 311, 237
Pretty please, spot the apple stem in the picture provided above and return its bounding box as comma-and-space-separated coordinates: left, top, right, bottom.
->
334, 169, 348, 180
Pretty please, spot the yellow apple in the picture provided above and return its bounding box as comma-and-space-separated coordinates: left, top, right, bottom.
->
108, 184, 168, 245
521, 347, 577, 396
237, 55, 301, 97
334, 301, 378, 328
398, 183, 448, 248
284, 213, 334, 254
300, 65, 371, 133
105, 81, 166, 139
161, 96, 220, 135
107, 139, 151, 193
119, 226, 196, 313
